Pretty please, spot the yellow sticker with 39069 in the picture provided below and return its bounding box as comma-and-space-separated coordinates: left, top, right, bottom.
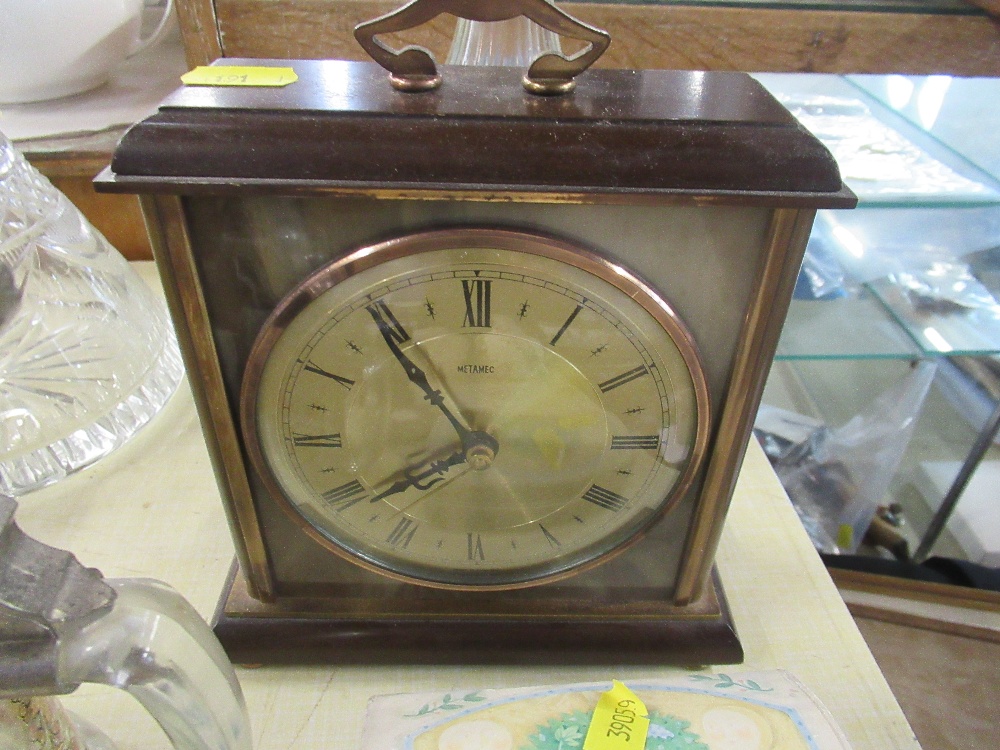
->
583, 681, 650, 750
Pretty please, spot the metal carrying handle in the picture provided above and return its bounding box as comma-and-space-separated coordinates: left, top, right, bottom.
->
354, 0, 610, 95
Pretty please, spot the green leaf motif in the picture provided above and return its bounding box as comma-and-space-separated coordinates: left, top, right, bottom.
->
521, 710, 707, 750
521, 711, 591, 750
645, 711, 709, 750
689, 674, 774, 692
553, 723, 583, 746
715, 674, 735, 689
404, 691, 493, 717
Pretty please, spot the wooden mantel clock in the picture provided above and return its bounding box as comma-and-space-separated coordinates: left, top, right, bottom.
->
97, 0, 853, 664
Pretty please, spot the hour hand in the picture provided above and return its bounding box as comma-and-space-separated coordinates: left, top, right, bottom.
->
370, 450, 467, 503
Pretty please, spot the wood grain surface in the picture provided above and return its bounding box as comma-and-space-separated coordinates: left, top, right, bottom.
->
175, 0, 1000, 76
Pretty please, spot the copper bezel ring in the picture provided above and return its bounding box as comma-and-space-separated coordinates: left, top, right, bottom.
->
240, 227, 711, 591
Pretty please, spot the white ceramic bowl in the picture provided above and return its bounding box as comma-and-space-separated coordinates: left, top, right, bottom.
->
0, 0, 175, 104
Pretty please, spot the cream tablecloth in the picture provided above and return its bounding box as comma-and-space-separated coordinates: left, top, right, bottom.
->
14, 263, 920, 750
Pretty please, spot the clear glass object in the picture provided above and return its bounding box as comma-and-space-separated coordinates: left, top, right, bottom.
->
0, 131, 183, 496
0, 495, 252, 750
446, 16, 561, 66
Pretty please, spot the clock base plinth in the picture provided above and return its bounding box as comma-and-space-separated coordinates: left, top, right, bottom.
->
211, 562, 743, 665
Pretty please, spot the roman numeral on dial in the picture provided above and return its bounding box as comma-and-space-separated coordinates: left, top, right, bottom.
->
366, 299, 411, 344
386, 518, 418, 548
293, 432, 342, 448
321, 479, 367, 510
467, 533, 486, 561
582, 484, 629, 512
599, 365, 648, 393
461, 279, 492, 328
610, 435, 659, 450
304, 361, 355, 390
539, 524, 561, 548
550, 304, 583, 346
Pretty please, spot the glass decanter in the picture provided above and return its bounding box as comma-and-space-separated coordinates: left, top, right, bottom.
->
445, 15, 561, 66
0, 131, 183, 496
0, 495, 251, 750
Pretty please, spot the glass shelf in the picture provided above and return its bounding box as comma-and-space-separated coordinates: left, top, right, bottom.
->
754, 73, 1000, 207
758, 73, 1000, 567
778, 278, 1000, 361
847, 75, 1000, 183
776, 289, 921, 361
778, 215, 1000, 359
756, 73, 1000, 360
868, 272, 1000, 357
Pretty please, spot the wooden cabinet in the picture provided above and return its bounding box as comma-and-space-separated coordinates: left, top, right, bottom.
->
176, 0, 1000, 76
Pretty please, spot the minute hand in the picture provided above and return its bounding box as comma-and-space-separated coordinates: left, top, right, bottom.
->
366, 302, 475, 447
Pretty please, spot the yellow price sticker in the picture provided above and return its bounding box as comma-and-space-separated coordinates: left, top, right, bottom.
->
583, 681, 650, 750
181, 66, 298, 88
836, 523, 854, 550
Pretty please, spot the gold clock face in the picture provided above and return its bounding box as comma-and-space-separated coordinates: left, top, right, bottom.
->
241, 229, 709, 589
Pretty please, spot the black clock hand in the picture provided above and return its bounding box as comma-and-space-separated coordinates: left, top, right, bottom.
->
366, 301, 498, 457
370, 449, 467, 503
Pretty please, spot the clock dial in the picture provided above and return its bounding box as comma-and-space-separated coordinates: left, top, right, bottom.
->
242, 229, 710, 589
